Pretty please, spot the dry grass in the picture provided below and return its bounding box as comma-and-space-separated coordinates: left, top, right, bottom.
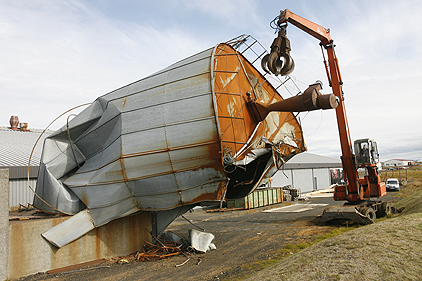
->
246, 213, 422, 281
393, 180, 422, 214
223, 226, 360, 280
380, 165, 422, 183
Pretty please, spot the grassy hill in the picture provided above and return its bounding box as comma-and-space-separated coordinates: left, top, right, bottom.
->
246, 213, 422, 281
393, 180, 422, 215
243, 166, 422, 281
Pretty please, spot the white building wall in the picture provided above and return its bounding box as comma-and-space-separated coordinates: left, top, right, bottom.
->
271, 169, 292, 188
9, 179, 36, 208
292, 169, 313, 193
312, 168, 331, 191
384, 159, 408, 167
272, 168, 332, 194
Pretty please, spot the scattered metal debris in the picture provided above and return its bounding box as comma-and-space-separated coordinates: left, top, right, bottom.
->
108, 229, 217, 267
9, 209, 64, 221
18, 203, 34, 212
136, 241, 186, 262
283, 186, 302, 201
175, 258, 190, 267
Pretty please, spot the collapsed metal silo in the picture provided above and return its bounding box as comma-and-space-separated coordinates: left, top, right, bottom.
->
35, 36, 308, 247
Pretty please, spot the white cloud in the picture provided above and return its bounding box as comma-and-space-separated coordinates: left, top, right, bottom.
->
0, 0, 421, 162
273, 1, 422, 162
0, 0, 207, 130
176, 0, 260, 27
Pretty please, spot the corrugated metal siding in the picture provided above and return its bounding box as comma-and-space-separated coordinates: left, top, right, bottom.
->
34, 47, 227, 219
285, 162, 343, 169
292, 169, 313, 193
9, 179, 36, 207
32, 39, 308, 248
312, 168, 331, 191
273, 167, 332, 193
1, 166, 39, 179
272, 169, 293, 188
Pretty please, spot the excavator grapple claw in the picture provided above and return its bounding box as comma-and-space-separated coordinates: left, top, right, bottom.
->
261, 54, 271, 74
262, 27, 295, 76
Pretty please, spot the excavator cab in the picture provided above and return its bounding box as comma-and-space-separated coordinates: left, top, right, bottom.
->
354, 139, 379, 166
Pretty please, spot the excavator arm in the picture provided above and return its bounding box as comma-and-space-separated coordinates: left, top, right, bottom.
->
260, 9, 391, 224
269, 9, 363, 202
278, 9, 332, 45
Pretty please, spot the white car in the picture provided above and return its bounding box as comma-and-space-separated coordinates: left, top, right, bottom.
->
386, 178, 400, 191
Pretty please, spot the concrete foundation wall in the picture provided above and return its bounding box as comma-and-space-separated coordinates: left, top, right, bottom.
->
0, 169, 9, 281
1, 169, 152, 280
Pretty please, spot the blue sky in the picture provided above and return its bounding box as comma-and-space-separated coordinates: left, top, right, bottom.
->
1, 0, 421, 161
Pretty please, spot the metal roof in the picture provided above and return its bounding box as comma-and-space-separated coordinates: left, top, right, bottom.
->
282, 152, 342, 169
0, 126, 52, 168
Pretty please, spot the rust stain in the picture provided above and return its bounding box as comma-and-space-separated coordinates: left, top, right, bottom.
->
185, 191, 220, 204
122, 96, 127, 109
216, 180, 227, 200
119, 157, 129, 182
122, 140, 221, 159
79, 188, 89, 207
104, 222, 114, 256
8, 223, 27, 278
95, 227, 101, 259
7, 212, 153, 280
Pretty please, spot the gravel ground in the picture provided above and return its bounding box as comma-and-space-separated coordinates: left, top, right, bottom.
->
14, 188, 411, 281
14, 197, 340, 281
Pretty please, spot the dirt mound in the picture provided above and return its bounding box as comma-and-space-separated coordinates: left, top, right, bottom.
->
246, 213, 422, 281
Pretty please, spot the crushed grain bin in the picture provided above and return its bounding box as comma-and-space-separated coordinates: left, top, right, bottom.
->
35, 37, 311, 247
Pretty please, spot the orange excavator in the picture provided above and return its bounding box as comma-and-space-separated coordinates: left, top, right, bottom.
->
262, 9, 391, 224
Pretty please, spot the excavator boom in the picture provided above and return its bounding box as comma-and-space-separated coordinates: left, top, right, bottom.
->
278, 9, 332, 45
270, 9, 362, 201
263, 9, 389, 223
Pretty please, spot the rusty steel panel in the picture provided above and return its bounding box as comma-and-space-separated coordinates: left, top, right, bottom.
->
212, 44, 304, 156
34, 39, 306, 247
9, 178, 37, 207
211, 43, 305, 199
